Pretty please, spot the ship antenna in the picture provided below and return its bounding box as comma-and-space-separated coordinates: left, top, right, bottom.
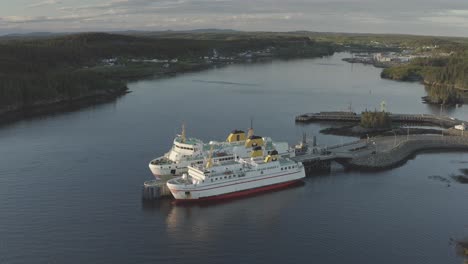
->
247, 117, 254, 138
181, 123, 186, 143
206, 145, 214, 169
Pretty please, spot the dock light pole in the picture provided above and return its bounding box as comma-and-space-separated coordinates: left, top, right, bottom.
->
391, 130, 397, 147
404, 124, 409, 141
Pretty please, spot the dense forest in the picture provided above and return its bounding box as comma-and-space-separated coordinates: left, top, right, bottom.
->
360, 110, 392, 129
0, 32, 335, 115
381, 43, 468, 104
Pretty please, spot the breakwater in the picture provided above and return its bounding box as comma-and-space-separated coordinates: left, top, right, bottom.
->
348, 135, 468, 170
296, 111, 465, 128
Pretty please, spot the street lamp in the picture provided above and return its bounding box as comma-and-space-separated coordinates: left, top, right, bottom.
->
403, 123, 410, 141
391, 130, 397, 147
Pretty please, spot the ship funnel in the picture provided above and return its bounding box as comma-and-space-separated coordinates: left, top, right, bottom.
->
251, 146, 263, 158
226, 130, 246, 142
264, 149, 278, 163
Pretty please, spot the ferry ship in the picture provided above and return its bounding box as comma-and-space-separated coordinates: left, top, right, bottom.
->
166, 147, 305, 201
148, 125, 293, 177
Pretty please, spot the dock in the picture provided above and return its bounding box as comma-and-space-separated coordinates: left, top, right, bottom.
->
142, 134, 468, 200
295, 111, 465, 128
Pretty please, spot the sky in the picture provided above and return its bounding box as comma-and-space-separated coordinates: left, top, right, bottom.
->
1, 0, 468, 36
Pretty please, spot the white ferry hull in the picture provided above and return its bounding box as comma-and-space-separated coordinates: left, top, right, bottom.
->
167, 169, 305, 201
148, 155, 193, 178
148, 163, 188, 178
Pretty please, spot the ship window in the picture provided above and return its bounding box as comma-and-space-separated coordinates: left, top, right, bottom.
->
261, 170, 263, 174
211, 179, 213, 182
288, 166, 291, 169
281, 168, 283, 170
224, 176, 227, 179
229, 176, 231, 178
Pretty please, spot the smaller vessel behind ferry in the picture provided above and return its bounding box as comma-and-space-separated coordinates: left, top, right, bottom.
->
149, 125, 293, 177
166, 146, 305, 201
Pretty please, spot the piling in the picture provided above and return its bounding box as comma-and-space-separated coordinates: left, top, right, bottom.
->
142, 176, 173, 200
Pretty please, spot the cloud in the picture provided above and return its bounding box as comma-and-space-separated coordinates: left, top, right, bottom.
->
419, 9, 468, 28
2, 0, 468, 36
28, 0, 62, 8
59, 0, 185, 13
2, 14, 93, 24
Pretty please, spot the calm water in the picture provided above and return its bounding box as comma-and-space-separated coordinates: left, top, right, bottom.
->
1, 53, 468, 264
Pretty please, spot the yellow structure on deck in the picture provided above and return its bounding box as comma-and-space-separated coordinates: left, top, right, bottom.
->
245, 135, 264, 148
264, 150, 279, 163
226, 130, 246, 143
251, 146, 263, 158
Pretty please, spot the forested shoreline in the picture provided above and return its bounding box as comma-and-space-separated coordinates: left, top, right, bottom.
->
2, 30, 468, 121
0, 32, 336, 120
380, 45, 468, 104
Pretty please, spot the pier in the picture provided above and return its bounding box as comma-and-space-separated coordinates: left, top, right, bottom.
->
295, 111, 465, 128
290, 134, 468, 172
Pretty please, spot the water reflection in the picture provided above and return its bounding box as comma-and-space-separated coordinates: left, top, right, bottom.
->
164, 182, 305, 238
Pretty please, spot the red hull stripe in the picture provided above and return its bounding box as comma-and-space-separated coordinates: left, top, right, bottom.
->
174, 179, 301, 202
170, 171, 301, 193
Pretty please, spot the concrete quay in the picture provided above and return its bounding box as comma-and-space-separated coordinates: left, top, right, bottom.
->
347, 135, 468, 170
